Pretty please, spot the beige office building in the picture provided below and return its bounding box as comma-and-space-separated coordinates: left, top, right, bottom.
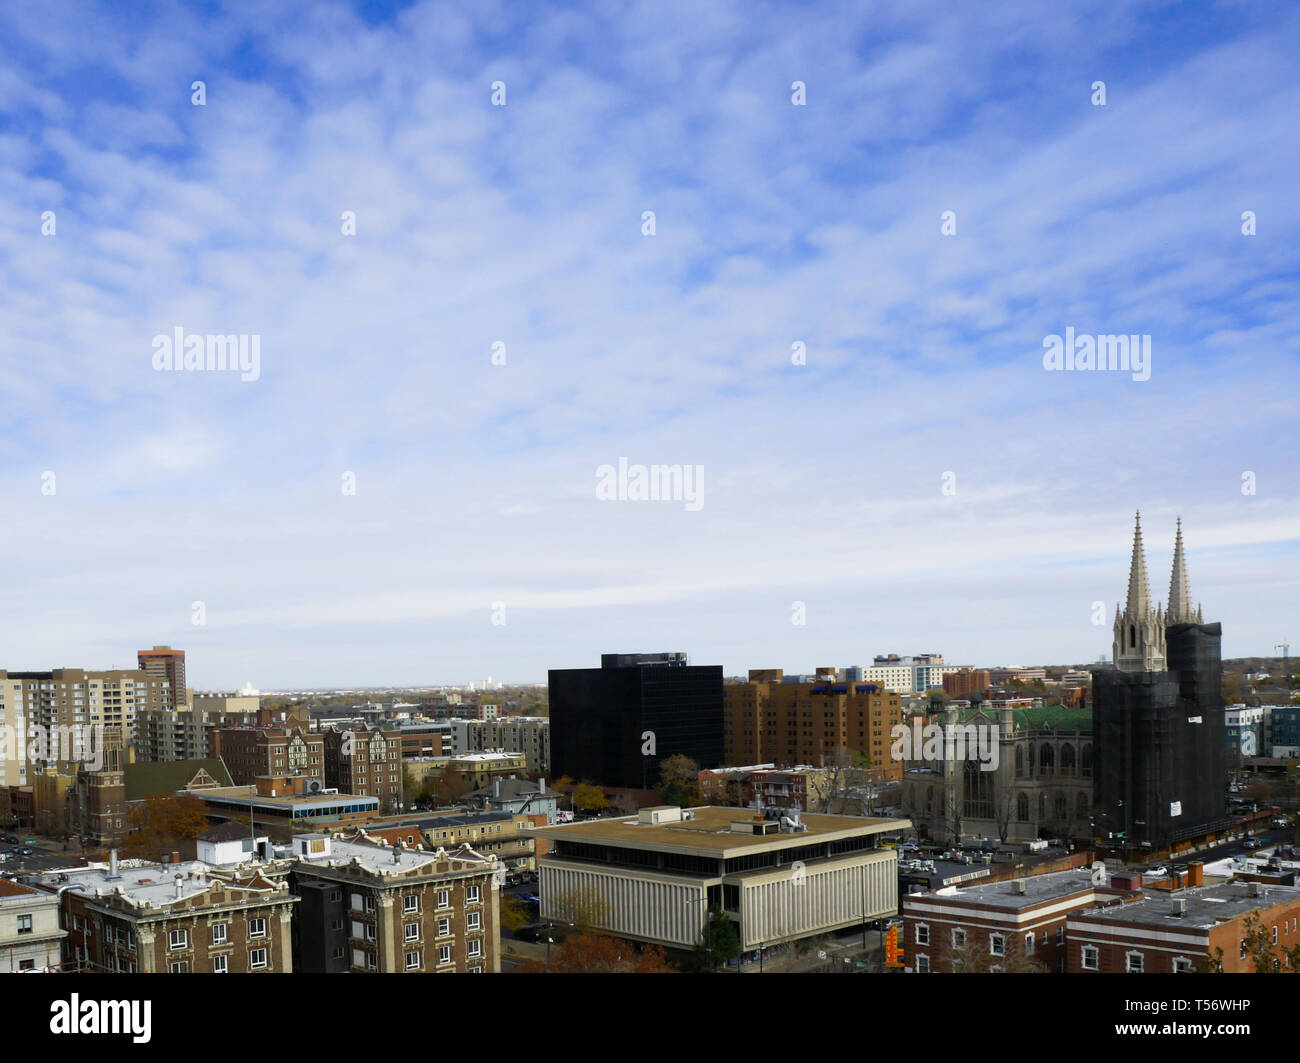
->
535, 806, 909, 951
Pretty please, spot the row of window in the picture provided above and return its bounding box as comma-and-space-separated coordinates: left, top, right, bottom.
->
171, 920, 267, 950
349, 886, 481, 914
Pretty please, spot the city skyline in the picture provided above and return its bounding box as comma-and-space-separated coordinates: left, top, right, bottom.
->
2, 2, 1296, 688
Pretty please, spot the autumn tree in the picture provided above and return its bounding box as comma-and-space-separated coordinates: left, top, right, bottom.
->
522, 932, 675, 973
500, 894, 532, 934
550, 886, 611, 933
654, 754, 701, 809
122, 794, 210, 860
572, 782, 607, 815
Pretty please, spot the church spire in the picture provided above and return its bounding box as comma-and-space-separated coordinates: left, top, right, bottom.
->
1126, 510, 1153, 615
1113, 510, 1167, 672
1167, 516, 1195, 624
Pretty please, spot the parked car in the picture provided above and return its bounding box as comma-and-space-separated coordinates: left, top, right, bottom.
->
516, 892, 540, 907
514, 922, 571, 944
1242, 838, 1263, 850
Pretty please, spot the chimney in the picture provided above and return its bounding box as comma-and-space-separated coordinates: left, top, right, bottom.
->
174, 873, 184, 900
494, 777, 502, 798
1187, 861, 1204, 888
108, 849, 119, 879
171, 851, 180, 865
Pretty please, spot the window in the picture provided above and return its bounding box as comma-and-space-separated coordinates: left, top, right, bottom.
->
915, 954, 930, 973
438, 945, 452, 965
437, 890, 450, 909
1081, 946, 1099, 970
365, 924, 376, 942
364, 895, 375, 913
468, 939, 482, 958
250, 948, 268, 969
213, 955, 228, 974
18, 959, 35, 971
212, 923, 228, 945
170, 961, 189, 973
951, 928, 966, 948
17, 914, 32, 935
915, 923, 929, 945
248, 917, 267, 939
405, 922, 420, 942
1273, 925, 1279, 945
1056, 926, 1064, 946
403, 895, 418, 913
467, 912, 481, 932
169, 929, 188, 951
1125, 951, 1144, 973
1173, 957, 1192, 973
438, 917, 451, 938
469, 965, 483, 973
1025, 934, 1035, 955
332, 947, 345, 960
466, 885, 481, 904
989, 934, 1005, 957
405, 950, 421, 970
330, 890, 342, 903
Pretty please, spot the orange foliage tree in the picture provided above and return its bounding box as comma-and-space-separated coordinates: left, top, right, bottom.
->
521, 932, 676, 974
121, 794, 210, 860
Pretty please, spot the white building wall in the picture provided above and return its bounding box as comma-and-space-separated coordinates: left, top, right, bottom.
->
739, 850, 896, 949
539, 862, 704, 947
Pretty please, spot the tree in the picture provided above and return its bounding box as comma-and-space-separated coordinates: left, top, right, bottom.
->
1238, 911, 1300, 973
521, 932, 675, 973
690, 904, 740, 971
550, 886, 611, 933
572, 782, 607, 815
121, 794, 209, 860
654, 754, 701, 808
819, 748, 875, 814
500, 894, 531, 934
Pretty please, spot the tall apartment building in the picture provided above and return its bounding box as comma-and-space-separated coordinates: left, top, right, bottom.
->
135, 698, 288, 764
453, 716, 550, 776
137, 646, 187, 706
549, 652, 724, 790
0, 666, 176, 786
861, 654, 956, 693
289, 832, 500, 973
213, 725, 325, 786
323, 726, 404, 810
723, 669, 905, 779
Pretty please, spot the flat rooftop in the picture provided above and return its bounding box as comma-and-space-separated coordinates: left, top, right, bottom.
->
302, 836, 494, 876
534, 807, 910, 856
911, 868, 1102, 910
196, 785, 377, 809
27, 861, 281, 909
1077, 880, 1300, 930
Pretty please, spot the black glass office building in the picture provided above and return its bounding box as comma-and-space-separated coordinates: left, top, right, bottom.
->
549, 652, 724, 789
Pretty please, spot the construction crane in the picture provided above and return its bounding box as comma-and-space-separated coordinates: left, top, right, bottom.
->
1276, 640, 1291, 687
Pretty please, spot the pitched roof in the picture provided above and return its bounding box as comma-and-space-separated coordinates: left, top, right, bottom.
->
124, 758, 233, 802
197, 821, 254, 843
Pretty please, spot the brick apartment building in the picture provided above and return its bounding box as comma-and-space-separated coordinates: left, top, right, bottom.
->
1067, 873, 1300, 974
323, 726, 404, 811
723, 670, 905, 779
213, 724, 325, 786
453, 716, 550, 777
45, 852, 297, 973
943, 669, 991, 698
906, 862, 1300, 974
289, 832, 500, 973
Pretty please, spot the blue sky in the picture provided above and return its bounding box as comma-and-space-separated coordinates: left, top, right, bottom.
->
1, 0, 1297, 689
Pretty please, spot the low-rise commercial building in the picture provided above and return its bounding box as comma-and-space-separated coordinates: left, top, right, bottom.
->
535, 805, 910, 952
